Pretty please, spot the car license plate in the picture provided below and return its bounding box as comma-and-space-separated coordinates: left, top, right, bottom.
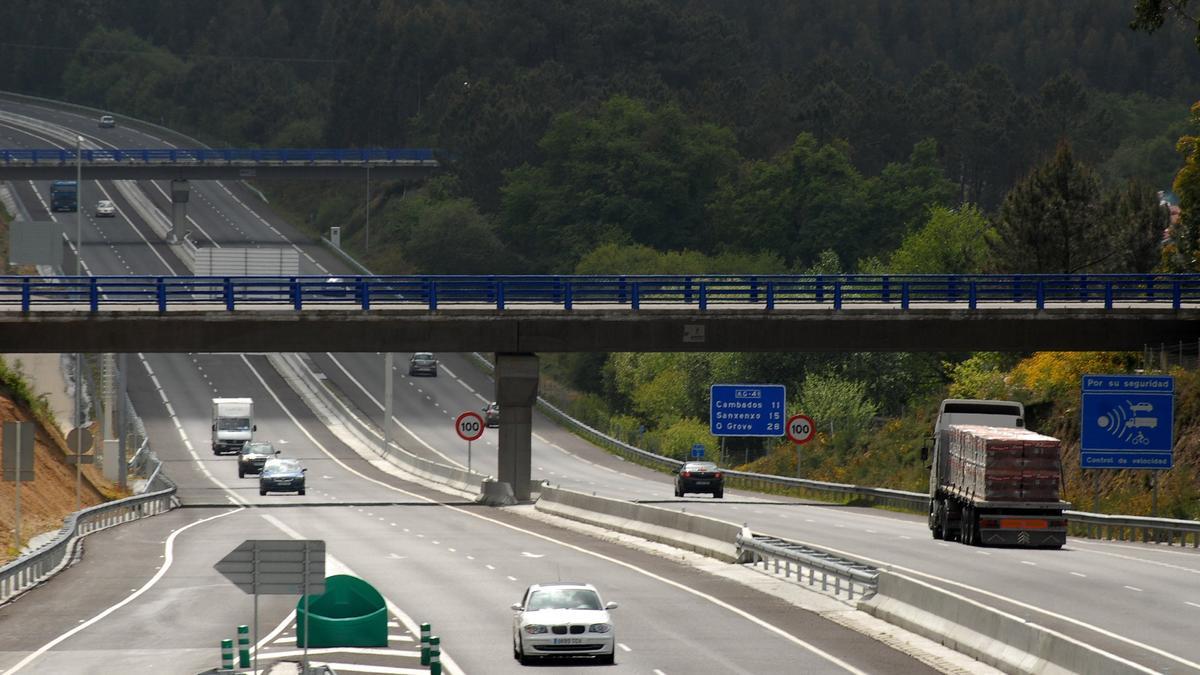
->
695, 480, 709, 485
552, 638, 582, 645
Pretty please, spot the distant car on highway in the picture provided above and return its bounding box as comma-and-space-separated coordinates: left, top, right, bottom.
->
484, 401, 500, 427
98, 114, 115, 128
409, 352, 438, 376
94, 199, 115, 217
259, 457, 306, 496
512, 582, 617, 665
238, 440, 278, 477
674, 461, 724, 498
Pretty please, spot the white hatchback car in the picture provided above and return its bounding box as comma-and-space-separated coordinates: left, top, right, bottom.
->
512, 582, 617, 665
95, 200, 115, 217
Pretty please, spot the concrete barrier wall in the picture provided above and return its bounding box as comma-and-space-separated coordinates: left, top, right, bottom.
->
536, 485, 745, 563
859, 571, 1153, 675
266, 353, 494, 499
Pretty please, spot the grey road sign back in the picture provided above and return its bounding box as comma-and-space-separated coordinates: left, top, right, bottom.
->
2, 421, 35, 481
9, 222, 62, 266
215, 539, 326, 596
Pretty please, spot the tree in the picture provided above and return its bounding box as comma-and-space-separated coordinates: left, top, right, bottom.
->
1131, 0, 1200, 52
1107, 180, 1170, 272
797, 373, 878, 453
990, 142, 1113, 273
862, 138, 957, 256
1173, 101, 1200, 268
499, 96, 740, 271
708, 134, 867, 268
889, 205, 994, 274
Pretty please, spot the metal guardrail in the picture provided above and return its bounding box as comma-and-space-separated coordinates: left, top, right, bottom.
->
0, 147, 439, 164
482, 354, 1200, 547
0, 485, 177, 605
737, 532, 878, 601
2, 273, 1200, 311
1067, 510, 1200, 547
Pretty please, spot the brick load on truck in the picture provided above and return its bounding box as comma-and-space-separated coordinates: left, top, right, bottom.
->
944, 424, 1061, 502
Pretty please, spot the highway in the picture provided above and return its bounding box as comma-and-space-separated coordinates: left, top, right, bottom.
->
322, 350, 1200, 673
0, 97, 950, 674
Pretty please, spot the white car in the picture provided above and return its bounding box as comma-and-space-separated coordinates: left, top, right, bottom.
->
98, 114, 115, 128
512, 582, 617, 665
95, 200, 115, 217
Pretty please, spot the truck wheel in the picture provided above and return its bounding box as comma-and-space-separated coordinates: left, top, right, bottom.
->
961, 506, 978, 546
930, 500, 945, 540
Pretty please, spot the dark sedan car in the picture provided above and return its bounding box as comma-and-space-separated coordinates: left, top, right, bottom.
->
238, 441, 278, 478
483, 401, 500, 427
674, 461, 724, 498
259, 458, 306, 496
409, 352, 438, 376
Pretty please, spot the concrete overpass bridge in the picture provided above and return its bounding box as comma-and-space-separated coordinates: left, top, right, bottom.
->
0, 147, 442, 181
3, 272, 1197, 499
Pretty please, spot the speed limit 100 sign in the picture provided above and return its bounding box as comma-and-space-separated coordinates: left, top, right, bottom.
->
786, 414, 816, 445
455, 411, 485, 441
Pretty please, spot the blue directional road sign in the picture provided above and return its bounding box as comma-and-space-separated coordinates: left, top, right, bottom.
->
710, 384, 786, 437
1081, 374, 1174, 469
690, 443, 705, 459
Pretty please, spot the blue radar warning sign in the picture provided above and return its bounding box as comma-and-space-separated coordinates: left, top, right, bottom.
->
1080, 374, 1174, 469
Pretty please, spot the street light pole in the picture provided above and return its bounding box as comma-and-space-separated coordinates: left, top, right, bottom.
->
75, 135, 82, 275
75, 135, 83, 511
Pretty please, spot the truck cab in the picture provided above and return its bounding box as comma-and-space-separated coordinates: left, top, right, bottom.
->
934, 399, 1023, 433
212, 397, 255, 455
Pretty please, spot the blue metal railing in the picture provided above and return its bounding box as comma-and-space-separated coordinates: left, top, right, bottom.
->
0, 148, 439, 164
1, 274, 1198, 312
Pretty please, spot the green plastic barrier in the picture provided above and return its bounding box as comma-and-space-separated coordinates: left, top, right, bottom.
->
296, 575, 388, 648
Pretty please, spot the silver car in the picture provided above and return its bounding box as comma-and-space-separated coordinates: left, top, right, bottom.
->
95, 200, 115, 217
98, 115, 115, 128
512, 582, 617, 665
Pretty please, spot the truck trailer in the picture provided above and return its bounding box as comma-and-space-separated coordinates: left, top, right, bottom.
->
925, 399, 1068, 548
212, 397, 255, 455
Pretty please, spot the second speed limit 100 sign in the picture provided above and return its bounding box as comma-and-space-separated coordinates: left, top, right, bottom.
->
786, 414, 815, 445
455, 411, 485, 441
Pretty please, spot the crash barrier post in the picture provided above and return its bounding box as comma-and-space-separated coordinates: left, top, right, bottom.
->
430, 635, 441, 675
237, 624, 250, 668
220, 638, 234, 670
420, 622, 431, 665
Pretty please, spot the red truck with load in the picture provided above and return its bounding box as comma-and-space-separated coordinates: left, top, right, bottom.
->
924, 399, 1069, 548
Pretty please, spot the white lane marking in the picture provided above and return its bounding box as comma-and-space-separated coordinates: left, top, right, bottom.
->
618, 643, 632, 652
1066, 542, 1200, 575
6, 508, 242, 673
1124, 586, 1143, 592
485, 564, 495, 570
1070, 572, 1087, 578
507, 576, 517, 581
439, 364, 457, 378
1020, 561, 1037, 566
767, 538, 1187, 673
138, 353, 246, 505
323, 353, 464, 468
93, 182, 177, 273
261, 514, 464, 675
458, 380, 476, 394
243, 357, 864, 673
1186, 602, 1200, 609
654, 670, 667, 675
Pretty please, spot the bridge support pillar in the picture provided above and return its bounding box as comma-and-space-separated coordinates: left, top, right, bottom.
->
169, 179, 189, 243
496, 353, 538, 501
